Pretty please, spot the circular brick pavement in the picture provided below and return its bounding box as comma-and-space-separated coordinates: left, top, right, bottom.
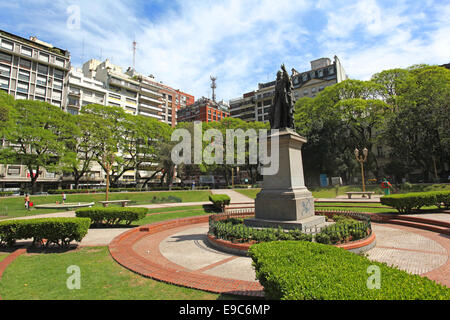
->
109, 218, 450, 296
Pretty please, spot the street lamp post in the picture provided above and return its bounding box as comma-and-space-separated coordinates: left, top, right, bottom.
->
354, 147, 369, 197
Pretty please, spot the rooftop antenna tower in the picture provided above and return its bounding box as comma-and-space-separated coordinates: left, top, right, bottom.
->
132, 36, 137, 70
210, 75, 217, 102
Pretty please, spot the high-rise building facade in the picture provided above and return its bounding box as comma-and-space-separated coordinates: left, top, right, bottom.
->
0, 30, 70, 109
229, 56, 348, 123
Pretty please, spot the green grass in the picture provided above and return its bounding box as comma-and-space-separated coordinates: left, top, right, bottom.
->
0, 253, 8, 262
137, 205, 216, 226
0, 246, 222, 300
234, 186, 384, 200
0, 190, 211, 219
0, 205, 242, 300
233, 188, 261, 199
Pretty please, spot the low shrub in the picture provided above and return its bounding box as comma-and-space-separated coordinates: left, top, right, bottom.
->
0, 218, 91, 247
0, 191, 13, 197
249, 241, 450, 300
315, 215, 370, 245
209, 194, 231, 211
209, 219, 313, 243
381, 190, 450, 213
75, 207, 148, 226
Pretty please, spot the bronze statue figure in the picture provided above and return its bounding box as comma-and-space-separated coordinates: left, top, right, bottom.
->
269, 64, 295, 130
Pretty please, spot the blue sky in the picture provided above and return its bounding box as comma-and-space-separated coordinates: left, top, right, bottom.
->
1, 0, 449, 100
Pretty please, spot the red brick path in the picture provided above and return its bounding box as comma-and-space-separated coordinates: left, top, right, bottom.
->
109, 216, 264, 297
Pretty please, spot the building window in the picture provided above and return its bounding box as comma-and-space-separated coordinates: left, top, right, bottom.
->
302, 73, 308, 82
1, 40, 13, 51
310, 71, 315, 78
303, 89, 308, 95
318, 69, 324, 77
0, 64, 10, 77
67, 108, 78, 115
7, 166, 21, 176
55, 58, 65, 68
17, 81, 29, 93
36, 75, 47, 86
0, 52, 12, 64
35, 86, 46, 97
53, 80, 63, 90
52, 90, 62, 100
21, 46, 32, 57
39, 53, 49, 63
16, 93, 27, 100
18, 69, 30, 82
53, 69, 64, 79
19, 58, 31, 69
328, 66, 335, 75
109, 93, 121, 100
0, 77, 9, 90
38, 64, 48, 75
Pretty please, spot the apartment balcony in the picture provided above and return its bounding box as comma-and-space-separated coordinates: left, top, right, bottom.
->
68, 90, 81, 97
138, 111, 162, 120
139, 103, 162, 113
140, 94, 162, 105
109, 77, 139, 92
141, 86, 163, 97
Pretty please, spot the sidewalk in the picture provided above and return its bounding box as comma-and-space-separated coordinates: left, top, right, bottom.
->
210, 189, 254, 203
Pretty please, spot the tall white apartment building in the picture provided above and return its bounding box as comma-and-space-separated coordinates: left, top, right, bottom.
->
0, 30, 70, 109
0, 30, 71, 192
66, 66, 106, 115
82, 59, 139, 115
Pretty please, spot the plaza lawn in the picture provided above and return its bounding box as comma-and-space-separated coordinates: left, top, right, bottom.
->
0, 205, 245, 300
0, 246, 221, 300
0, 253, 8, 262
234, 186, 384, 200
136, 205, 217, 226
0, 190, 211, 219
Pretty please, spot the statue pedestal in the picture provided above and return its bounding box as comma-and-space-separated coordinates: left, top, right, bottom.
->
245, 130, 325, 231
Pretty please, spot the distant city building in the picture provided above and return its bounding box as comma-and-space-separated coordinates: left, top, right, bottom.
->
229, 56, 348, 123
0, 30, 72, 191
177, 97, 229, 123
0, 29, 70, 109
66, 66, 107, 115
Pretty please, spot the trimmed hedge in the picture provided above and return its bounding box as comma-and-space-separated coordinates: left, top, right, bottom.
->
381, 190, 450, 213
209, 194, 231, 211
249, 241, 450, 300
0, 218, 91, 247
315, 215, 370, 245
0, 191, 14, 197
75, 207, 148, 226
209, 218, 313, 243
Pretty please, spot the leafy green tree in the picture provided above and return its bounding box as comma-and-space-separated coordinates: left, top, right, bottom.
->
381, 65, 450, 182
0, 100, 76, 193
295, 80, 389, 183
64, 112, 100, 189
0, 91, 15, 134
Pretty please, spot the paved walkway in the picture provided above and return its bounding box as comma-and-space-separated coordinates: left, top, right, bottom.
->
1, 201, 210, 246
110, 219, 450, 294
210, 189, 253, 203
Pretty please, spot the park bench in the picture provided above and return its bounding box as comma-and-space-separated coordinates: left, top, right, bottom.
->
345, 192, 375, 199
98, 200, 131, 207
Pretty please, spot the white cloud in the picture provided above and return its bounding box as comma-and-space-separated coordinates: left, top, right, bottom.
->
1, 0, 449, 100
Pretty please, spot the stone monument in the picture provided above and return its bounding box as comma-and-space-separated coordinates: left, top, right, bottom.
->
245, 64, 325, 231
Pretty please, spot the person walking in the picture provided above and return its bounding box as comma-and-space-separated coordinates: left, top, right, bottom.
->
62, 192, 66, 204
381, 178, 393, 196
24, 194, 30, 211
